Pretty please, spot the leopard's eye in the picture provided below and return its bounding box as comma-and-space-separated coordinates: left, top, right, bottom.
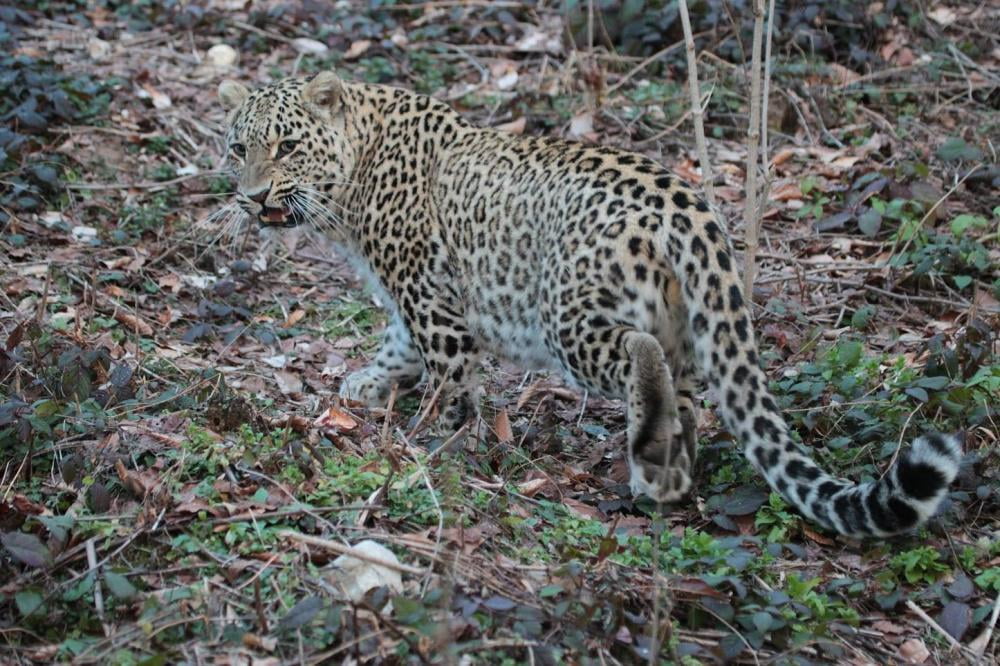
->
277, 140, 298, 158
230, 143, 246, 158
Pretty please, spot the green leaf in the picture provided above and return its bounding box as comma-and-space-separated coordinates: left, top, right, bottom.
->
482, 595, 517, 611
827, 436, 852, 450
937, 137, 984, 162
950, 214, 986, 236
33, 399, 61, 419
723, 486, 768, 516
539, 585, 563, 598
622, 0, 644, 21
137, 656, 168, 666
1, 531, 54, 568
64, 573, 95, 602
914, 376, 950, 390
278, 596, 322, 632
857, 208, 882, 236
15, 589, 44, 616
953, 275, 972, 289
850, 306, 875, 330
905, 387, 929, 402
38, 515, 75, 543
25, 414, 52, 435
393, 596, 427, 624
720, 633, 745, 659
752, 610, 773, 633
104, 572, 137, 600
838, 340, 863, 368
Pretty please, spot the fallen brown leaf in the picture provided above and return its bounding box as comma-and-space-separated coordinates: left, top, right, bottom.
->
314, 405, 358, 432
802, 525, 836, 546
344, 39, 371, 60
273, 369, 303, 395
516, 477, 549, 497
283, 309, 306, 327
897, 638, 929, 664
494, 408, 513, 443
495, 117, 526, 134
114, 310, 153, 336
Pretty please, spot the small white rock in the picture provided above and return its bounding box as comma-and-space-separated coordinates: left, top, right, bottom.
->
495, 70, 519, 91
328, 540, 404, 603
39, 211, 66, 228
206, 44, 238, 68
390, 30, 408, 48
88, 38, 111, 61
181, 274, 217, 290
292, 38, 328, 55
71, 226, 97, 242
568, 112, 594, 139
262, 354, 287, 369
176, 164, 199, 177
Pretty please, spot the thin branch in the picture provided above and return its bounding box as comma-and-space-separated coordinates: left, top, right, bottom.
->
741, 0, 773, 302
280, 531, 427, 576
760, 0, 776, 167
904, 599, 974, 660
677, 0, 716, 209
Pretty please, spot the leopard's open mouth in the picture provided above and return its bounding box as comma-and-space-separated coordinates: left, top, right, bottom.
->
258, 205, 304, 228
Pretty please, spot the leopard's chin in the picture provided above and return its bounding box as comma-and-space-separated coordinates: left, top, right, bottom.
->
258, 206, 305, 228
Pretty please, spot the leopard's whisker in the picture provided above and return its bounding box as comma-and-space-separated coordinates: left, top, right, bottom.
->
293, 192, 346, 236
299, 186, 359, 217
195, 202, 240, 231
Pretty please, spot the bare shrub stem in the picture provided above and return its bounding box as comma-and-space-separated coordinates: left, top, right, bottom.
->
678, 0, 716, 208
742, 0, 774, 301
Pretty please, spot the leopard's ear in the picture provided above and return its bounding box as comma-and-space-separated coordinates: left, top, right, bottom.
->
218, 80, 250, 111
302, 71, 342, 112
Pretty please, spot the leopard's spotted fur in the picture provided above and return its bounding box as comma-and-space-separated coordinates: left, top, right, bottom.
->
218, 72, 961, 537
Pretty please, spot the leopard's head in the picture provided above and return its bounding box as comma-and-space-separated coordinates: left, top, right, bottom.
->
217, 72, 358, 233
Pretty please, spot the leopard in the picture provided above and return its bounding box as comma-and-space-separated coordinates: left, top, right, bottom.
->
216, 70, 962, 538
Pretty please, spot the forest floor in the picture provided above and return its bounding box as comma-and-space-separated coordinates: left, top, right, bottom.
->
1, 2, 999, 664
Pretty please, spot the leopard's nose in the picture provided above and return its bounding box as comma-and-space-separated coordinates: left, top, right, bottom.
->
247, 186, 271, 205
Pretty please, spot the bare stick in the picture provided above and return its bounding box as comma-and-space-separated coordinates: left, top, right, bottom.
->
968, 591, 1000, 661
281, 531, 427, 575
677, 0, 716, 208
760, 0, 776, 168
904, 599, 973, 659
85, 538, 108, 636
741, 0, 772, 301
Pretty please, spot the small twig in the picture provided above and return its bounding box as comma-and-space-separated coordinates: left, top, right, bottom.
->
281, 531, 427, 575
968, 591, 1000, 663
883, 164, 984, 266
605, 36, 692, 95
253, 578, 268, 633
85, 538, 108, 636
228, 19, 296, 44
881, 405, 923, 478
406, 380, 447, 440
905, 599, 972, 658
34, 266, 52, 325
381, 383, 399, 451
455, 638, 541, 654
64, 169, 226, 192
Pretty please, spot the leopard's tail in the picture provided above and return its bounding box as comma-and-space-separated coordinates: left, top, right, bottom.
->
670, 205, 961, 537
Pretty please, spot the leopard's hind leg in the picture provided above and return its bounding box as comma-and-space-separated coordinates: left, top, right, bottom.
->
623, 331, 694, 501
550, 316, 693, 502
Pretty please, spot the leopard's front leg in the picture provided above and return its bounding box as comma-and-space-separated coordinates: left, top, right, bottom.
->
407, 301, 483, 433
339, 312, 425, 407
